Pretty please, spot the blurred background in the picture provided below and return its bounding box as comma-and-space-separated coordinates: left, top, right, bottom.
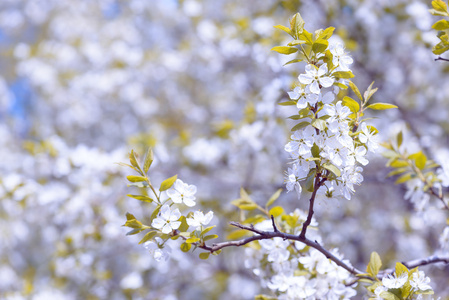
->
1, 0, 448, 299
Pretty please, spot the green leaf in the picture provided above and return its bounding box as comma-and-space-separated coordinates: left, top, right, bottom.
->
389, 159, 409, 168
395, 173, 413, 184
387, 168, 408, 177
298, 29, 313, 45
332, 71, 354, 79
266, 188, 282, 207
305, 169, 317, 192
150, 205, 162, 222
278, 101, 297, 106
312, 39, 329, 53
126, 212, 136, 220
178, 216, 189, 232
432, 0, 448, 13
159, 175, 177, 192
129, 150, 143, 175
311, 119, 326, 131
231, 198, 258, 210
363, 82, 378, 102
138, 231, 158, 244
126, 228, 144, 236
410, 151, 427, 170
273, 24, 292, 36
126, 175, 147, 183
395, 262, 409, 275
333, 82, 348, 89
433, 39, 449, 55
348, 81, 363, 101
291, 121, 310, 131
203, 234, 218, 242
186, 237, 200, 244
143, 148, 154, 174
199, 252, 210, 260
290, 13, 305, 38
269, 206, 284, 218
366, 103, 398, 110
127, 194, 153, 203
284, 58, 303, 66
366, 251, 382, 278
288, 40, 306, 46
254, 295, 277, 300
316, 26, 335, 40
311, 143, 320, 158
397, 131, 403, 148
322, 163, 341, 177
124, 219, 143, 229
201, 225, 216, 236
379, 291, 401, 300
127, 182, 150, 188
180, 242, 191, 252
342, 96, 360, 113
243, 214, 267, 225
433, 19, 449, 30
271, 46, 298, 55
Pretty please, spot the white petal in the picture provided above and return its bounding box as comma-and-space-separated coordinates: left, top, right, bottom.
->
152, 218, 165, 229
299, 74, 313, 84
170, 221, 181, 230
317, 64, 328, 77
319, 76, 334, 88
310, 81, 320, 94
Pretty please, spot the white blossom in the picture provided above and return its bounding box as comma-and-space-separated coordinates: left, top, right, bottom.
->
166, 179, 197, 207
151, 204, 181, 234
186, 210, 213, 229
382, 272, 408, 289
298, 64, 334, 94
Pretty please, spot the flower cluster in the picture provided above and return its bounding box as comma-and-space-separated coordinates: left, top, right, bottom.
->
284, 42, 379, 201
244, 209, 357, 299
121, 169, 215, 261
371, 270, 434, 300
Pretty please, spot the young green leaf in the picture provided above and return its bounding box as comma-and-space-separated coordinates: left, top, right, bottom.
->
266, 188, 282, 207
366, 251, 382, 278
143, 148, 154, 174
159, 175, 177, 191
342, 96, 360, 113
348, 81, 363, 101
269, 206, 284, 218
366, 103, 398, 110
138, 231, 158, 244
127, 194, 153, 203
271, 46, 298, 55
180, 242, 191, 252
322, 163, 341, 177
203, 234, 218, 242
199, 252, 210, 260
126, 175, 147, 183
273, 24, 293, 37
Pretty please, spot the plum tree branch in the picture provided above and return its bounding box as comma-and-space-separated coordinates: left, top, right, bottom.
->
300, 175, 327, 239
199, 221, 365, 277
380, 255, 449, 275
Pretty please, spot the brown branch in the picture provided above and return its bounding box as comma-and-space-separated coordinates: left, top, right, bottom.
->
198, 221, 364, 276
299, 176, 326, 239
380, 255, 449, 276
435, 56, 449, 62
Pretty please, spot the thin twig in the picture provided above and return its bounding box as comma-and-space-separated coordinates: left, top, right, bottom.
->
435, 56, 449, 62
270, 215, 279, 232
380, 255, 449, 275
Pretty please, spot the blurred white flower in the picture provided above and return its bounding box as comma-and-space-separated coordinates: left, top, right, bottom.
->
186, 210, 213, 229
